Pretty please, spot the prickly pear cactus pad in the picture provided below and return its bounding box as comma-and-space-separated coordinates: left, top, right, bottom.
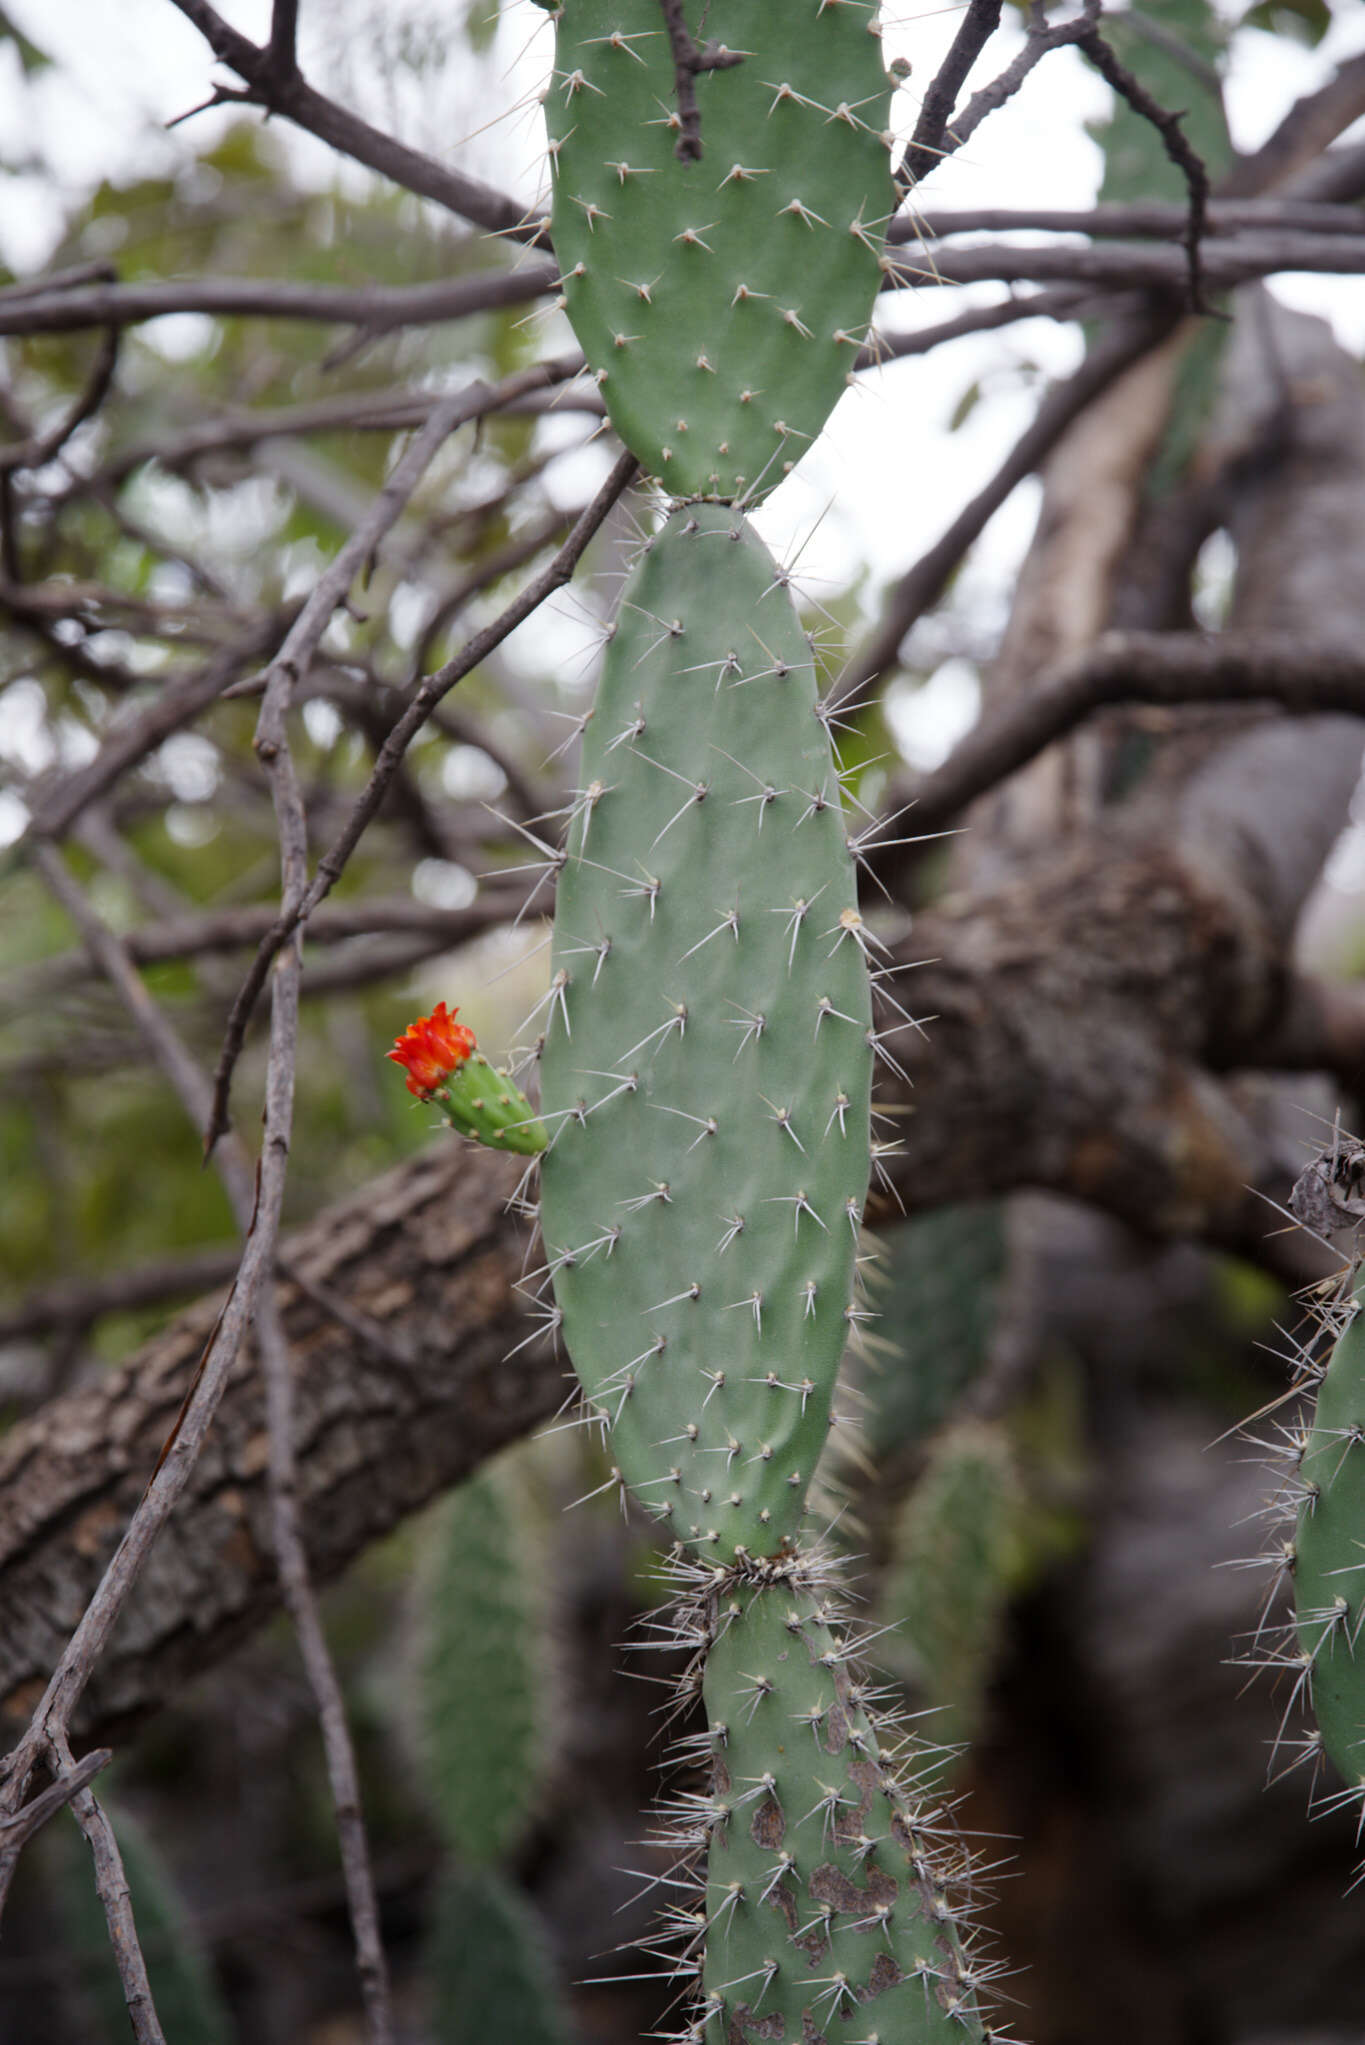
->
678, 1555, 991, 2042
1294, 1267, 1365, 1796
541, 0, 893, 503
537, 505, 873, 1558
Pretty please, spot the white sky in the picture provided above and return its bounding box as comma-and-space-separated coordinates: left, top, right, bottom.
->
0, 0, 1362, 773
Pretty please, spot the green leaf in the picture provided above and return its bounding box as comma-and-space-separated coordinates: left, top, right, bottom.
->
948, 378, 983, 433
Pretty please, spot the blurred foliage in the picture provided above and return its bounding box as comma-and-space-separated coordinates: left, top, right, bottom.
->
414, 1465, 545, 1866
427, 1864, 574, 2045
858, 1203, 1009, 1462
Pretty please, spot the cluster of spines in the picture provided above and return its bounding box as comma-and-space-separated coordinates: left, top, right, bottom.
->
1232, 1265, 1365, 1837
619, 1546, 1005, 2043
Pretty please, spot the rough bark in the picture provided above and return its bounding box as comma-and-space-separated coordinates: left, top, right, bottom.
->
0, 826, 1336, 1753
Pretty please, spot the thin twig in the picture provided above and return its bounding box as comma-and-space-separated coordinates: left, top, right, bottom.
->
897, 0, 1003, 193
835, 307, 1179, 709
205, 446, 639, 1154
1076, 23, 1215, 313
655, 0, 746, 162
166, 0, 547, 245
56, 1731, 166, 2045
0, 328, 120, 480
857, 286, 1095, 370
256, 1286, 394, 2042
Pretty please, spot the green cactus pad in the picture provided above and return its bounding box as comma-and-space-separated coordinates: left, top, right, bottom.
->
538, 506, 873, 1559
691, 1559, 991, 2042
542, 0, 892, 503
1295, 1268, 1365, 1795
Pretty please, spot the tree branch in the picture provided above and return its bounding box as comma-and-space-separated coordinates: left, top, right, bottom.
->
204, 446, 640, 1155
879, 632, 1365, 855
897, 0, 1003, 192
1074, 22, 1214, 313
835, 307, 1180, 709
165, 0, 546, 245
0, 265, 560, 341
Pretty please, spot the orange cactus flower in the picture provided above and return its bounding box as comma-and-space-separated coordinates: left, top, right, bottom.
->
387, 1001, 476, 1098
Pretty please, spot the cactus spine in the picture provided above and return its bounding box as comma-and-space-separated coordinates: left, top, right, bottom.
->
526, 5, 998, 2038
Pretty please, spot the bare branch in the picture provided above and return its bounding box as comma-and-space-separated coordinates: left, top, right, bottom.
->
166, 0, 546, 244
0, 327, 119, 479
1222, 49, 1365, 197
897, 0, 1003, 193
861, 286, 1095, 368
884, 229, 1365, 294
205, 446, 640, 1154
1074, 22, 1214, 313
0, 1250, 245, 1346
876, 631, 1365, 871
61, 1735, 166, 2045
0, 266, 558, 339
836, 308, 1179, 709
892, 197, 1365, 243
655, 0, 746, 162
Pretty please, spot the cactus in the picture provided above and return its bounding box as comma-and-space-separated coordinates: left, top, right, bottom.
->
537, 504, 873, 1562
1291, 1267, 1365, 1803
881, 1422, 1022, 1766
429, 1864, 575, 2045
391, 6, 1006, 2033
416, 1468, 544, 1865
540, 0, 893, 503
658, 1548, 997, 2042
